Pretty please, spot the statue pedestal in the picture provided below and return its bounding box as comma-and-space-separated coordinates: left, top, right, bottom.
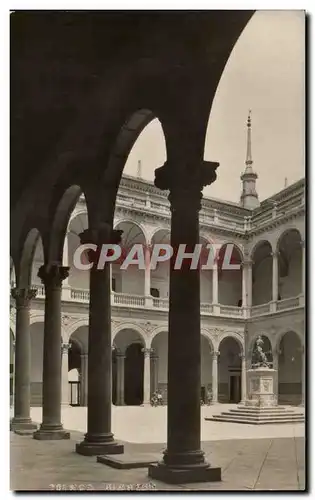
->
246, 368, 277, 407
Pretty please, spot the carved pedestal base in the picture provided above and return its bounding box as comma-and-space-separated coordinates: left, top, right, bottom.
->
246, 368, 277, 407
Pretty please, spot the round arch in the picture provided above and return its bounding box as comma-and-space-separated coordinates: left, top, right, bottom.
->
218, 333, 244, 355
218, 335, 242, 404
217, 243, 243, 307
276, 227, 303, 252
277, 330, 303, 406
251, 240, 273, 305
18, 228, 44, 289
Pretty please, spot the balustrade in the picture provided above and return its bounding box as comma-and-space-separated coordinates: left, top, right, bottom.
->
29, 285, 304, 317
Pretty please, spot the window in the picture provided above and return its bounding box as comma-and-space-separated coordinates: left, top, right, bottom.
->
150, 288, 160, 298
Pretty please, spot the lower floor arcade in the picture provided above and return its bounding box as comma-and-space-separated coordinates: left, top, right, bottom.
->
10, 323, 304, 408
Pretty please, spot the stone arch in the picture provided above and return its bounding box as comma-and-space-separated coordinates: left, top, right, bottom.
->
112, 322, 148, 347
218, 332, 244, 355
218, 335, 242, 403
114, 219, 149, 245
48, 184, 87, 263
217, 243, 243, 307
251, 240, 273, 305
113, 327, 146, 406
276, 227, 303, 252
63, 318, 89, 343
275, 328, 304, 353
250, 238, 273, 259
248, 332, 274, 356
18, 228, 45, 289
99, 108, 168, 222
250, 335, 273, 368
69, 325, 89, 354
277, 330, 303, 406
276, 228, 302, 299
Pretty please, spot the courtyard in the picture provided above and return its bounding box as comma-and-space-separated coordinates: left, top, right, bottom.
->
11, 405, 305, 491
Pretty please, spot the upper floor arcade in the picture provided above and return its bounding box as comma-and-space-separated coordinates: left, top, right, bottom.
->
11, 175, 305, 323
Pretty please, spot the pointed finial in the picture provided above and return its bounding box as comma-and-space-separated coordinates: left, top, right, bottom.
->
245, 110, 252, 166
247, 109, 252, 128
284, 177, 288, 188
137, 159, 142, 178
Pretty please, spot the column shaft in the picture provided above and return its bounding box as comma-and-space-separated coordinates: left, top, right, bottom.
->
34, 265, 70, 440
144, 245, 151, 296
272, 252, 279, 303
151, 355, 159, 395
61, 344, 69, 406
80, 354, 88, 406
240, 354, 247, 403
116, 354, 125, 406
211, 352, 219, 404
212, 264, 218, 304
76, 224, 123, 456
142, 349, 151, 405
148, 160, 221, 483
11, 288, 37, 433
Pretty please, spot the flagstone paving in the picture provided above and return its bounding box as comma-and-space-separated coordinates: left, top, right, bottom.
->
10, 431, 305, 491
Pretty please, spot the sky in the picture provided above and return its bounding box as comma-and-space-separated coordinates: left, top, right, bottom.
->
123, 10, 305, 203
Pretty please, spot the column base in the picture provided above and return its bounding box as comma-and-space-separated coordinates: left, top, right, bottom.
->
76, 434, 124, 456
33, 424, 70, 440
11, 418, 38, 435
148, 462, 221, 484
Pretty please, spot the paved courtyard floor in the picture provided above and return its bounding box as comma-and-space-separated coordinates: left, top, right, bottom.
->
11, 405, 305, 491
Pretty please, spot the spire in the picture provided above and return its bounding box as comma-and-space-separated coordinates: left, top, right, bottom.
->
240, 110, 259, 209
245, 110, 253, 170
137, 159, 142, 179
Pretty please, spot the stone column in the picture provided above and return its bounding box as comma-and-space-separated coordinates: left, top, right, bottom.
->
272, 348, 279, 405
300, 346, 305, 407
240, 354, 247, 404
61, 343, 70, 406
116, 352, 125, 406
247, 260, 253, 309
142, 348, 152, 405
151, 352, 159, 396
242, 259, 252, 318
34, 265, 70, 440
144, 244, 153, 307
76, 223, 123, 456
11, 288, 38, 434
211, 351, 219, 404
62, 233, 71, 300
149, 160, 221, 483
80, 353, 88, 406
271, 251, 279, 312
212, 263, 220, 314
301, 240, 305, 295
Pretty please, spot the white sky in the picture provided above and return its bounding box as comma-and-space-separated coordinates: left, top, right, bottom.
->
124, 10, 305, 203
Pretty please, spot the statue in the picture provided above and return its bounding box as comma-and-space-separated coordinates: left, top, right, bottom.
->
252, 336, 272, 368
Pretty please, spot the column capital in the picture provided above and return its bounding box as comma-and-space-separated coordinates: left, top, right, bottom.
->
154, 160, 219, 212
38, 264, 69, 289
211, 350, 220, 359
11, 287, 37, 307
239, 353, 246, 361
271, 250, 279, 258
300, 239, 305, 248
241, 259, 253, 268
141, 347, 153, 358
61, 342, 71, 354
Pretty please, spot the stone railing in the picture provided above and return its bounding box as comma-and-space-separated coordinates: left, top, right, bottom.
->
219, 305, 244, 317
251, 303, 272, 317
152, 297, 169, 309
200, 303, 214, 314
30, 285, 304, 318
33, 284, 45, 297
276, 295, 301, 311
70, 288, 90, 302
112, 292, 145, 307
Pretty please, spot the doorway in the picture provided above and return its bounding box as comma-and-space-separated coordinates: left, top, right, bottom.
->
124, 343, 144, 405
